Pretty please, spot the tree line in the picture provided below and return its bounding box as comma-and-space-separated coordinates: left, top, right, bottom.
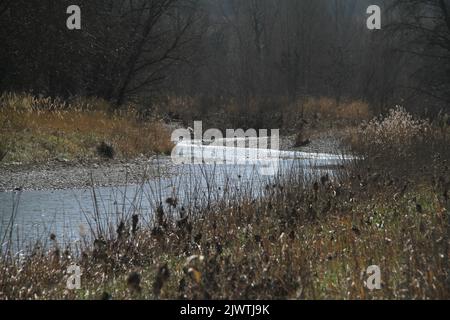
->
0, 0, 449, 116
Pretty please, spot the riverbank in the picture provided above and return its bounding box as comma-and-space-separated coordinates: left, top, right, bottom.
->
0, 93, 174, 165
0, 133, 344, 192
1, 93, 357, 191
0, 156, 175, 192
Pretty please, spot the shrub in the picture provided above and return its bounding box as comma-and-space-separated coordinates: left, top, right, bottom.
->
352, 106, 430, 156
96, 141, 116, 159
348, 106, 450, 178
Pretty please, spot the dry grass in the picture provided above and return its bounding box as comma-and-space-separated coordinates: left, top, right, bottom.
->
280, 97, 372, 147
298, 97, 371, 122
350, 106, 431, 152
158, 95, 370, 135
157, 95, 285, 130
0, 93, 173, 163
347, 106, 449, 177
0, 158, 448, 300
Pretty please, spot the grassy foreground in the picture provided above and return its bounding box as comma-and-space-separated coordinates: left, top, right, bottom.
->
0, 93, 173, 164
0, 164, 448, 300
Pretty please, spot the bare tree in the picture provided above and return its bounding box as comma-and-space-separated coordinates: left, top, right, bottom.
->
0, 0, 11, 16
389, 0, 450, 111
106, 0, 203, 105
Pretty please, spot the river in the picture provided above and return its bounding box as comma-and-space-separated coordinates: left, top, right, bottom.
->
0, 138, 352, 253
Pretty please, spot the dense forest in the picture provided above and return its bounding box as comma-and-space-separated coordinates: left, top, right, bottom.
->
0, 0, 449, 120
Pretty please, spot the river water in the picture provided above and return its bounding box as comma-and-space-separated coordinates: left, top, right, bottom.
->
0, 139, 352, 252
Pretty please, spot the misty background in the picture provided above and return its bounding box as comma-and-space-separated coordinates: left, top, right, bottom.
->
0, 0, 449, 127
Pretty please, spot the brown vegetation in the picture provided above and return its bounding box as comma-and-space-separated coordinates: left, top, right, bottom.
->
0, 93, 173, 164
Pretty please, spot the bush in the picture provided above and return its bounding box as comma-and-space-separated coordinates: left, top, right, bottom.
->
352, 106, 430, 156
96, 141, 116, 159
348, 106, 449, 178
